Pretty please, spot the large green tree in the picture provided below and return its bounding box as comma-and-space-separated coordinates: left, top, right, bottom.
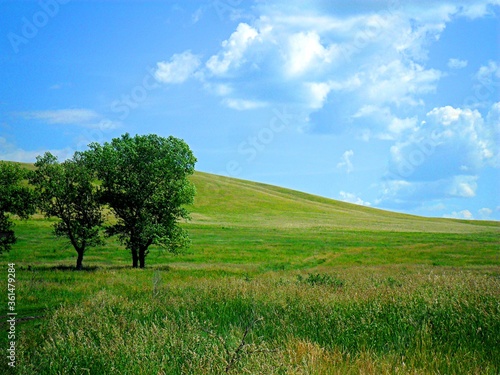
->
85, 133, 196, 268
0, 162, 35, 253
30, 152, 104, 270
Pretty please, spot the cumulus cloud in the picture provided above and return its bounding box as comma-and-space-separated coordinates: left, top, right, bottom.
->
363, 60, 442, 106
473, 61, 500, 108
154, 0, 500, 116
428, 105, 497, 166
339, 191, 371, 206
154, 1, 459, 115
379, 99, 499, 212
378, 176, 477, 210
426, 105, 464, 125
478, 207, 493, 219
222, 98, 268, 111
351, 105, 418, 140
206, 23, 259, 76
447, 210, 474, 219
388, 116, 419, 135
388, 103, 498, 183
447, 175, 478, 198
337, 150, 354, 173
154, 51, 201, 84
447, 58, 468, 69
306, 81, 333, 109
476, 60, 500, 83
284, 31, 338, 77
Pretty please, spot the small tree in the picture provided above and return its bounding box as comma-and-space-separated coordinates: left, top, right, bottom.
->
85, 133, 196, 268
0, 162, 35, 253
30, 152, 104, 270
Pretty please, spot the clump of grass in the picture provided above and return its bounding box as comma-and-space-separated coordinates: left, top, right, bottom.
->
297, 272, 345, 287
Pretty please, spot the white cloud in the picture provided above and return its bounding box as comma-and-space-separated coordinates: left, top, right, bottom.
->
328, 75, 363, 92
378, 176, 479, 210
427, 105, 496, 166
447, 58, 468, 69
388, 103, 498, 185
388, 116, 418, 135
459, 2, 498, 19
352, 105, 417, 140
0, 137, 73, 162
445, 210, 474, 220
364, 60, 442, 106
222, 98, 268, 111
339, 191, 371, 206
284, 31, 338, 77
475, 61, 500, 100
20, 109, 121, 130
206, 23, 259, 76
478, 207, 493, 219
423, 202, 447, 212
191, 7, 203, 24
22, 109, 99, 124
427, 105, 464, 126
166, 4, 446, 113
153, 0, 497, 130
306, 81, 332, 109
154, 51, 201, 84
337, 150, 354, 173
89, 119, 121, 130
447, 175, 478, 198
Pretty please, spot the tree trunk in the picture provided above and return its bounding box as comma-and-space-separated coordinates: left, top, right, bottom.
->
131, 247, 138, 268
139, 246, 146, 269
76, 250, 84, 270
138, 239, 152, 269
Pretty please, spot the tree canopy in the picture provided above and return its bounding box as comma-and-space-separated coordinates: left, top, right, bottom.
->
84, 133, 196, 268
0, 162, 35, 253
29, 152, 104, 270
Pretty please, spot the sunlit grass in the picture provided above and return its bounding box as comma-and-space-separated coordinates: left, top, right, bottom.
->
6, 266, 500, 374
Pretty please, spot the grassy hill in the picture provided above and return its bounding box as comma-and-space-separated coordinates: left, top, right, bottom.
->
1, 166, 499, 374
189, 171, 497, 232
2, 167, 499, 270
6, 160, 498, 232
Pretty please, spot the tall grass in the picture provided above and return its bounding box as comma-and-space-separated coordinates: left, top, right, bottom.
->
9, 267, 500, 374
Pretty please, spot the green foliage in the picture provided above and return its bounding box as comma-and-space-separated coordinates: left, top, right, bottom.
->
29, 152, 104, 269
0, 213, 16, 254
0, 162, 35, 253
84, 133, 196, 268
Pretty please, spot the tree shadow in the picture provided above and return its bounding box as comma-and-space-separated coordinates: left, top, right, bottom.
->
18, 264, 172, 272
18, 264, 99, 272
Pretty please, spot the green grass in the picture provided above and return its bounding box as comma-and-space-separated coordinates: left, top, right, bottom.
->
1, 171, 499, 374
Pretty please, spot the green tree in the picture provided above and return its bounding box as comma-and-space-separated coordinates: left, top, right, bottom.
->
85, 133, 196, 268
0, 162, 35, 253
30, 152, 104, 270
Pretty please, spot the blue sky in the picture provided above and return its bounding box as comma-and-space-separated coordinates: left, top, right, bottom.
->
1, 0, 499, 220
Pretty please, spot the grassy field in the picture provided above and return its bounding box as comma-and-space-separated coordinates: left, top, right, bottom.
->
1, 171, 499, 374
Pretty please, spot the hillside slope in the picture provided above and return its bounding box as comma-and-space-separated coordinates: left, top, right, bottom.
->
5, 160, 497, 234
189, 172, 499, 233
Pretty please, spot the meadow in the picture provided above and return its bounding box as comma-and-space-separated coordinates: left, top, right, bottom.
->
1, 172, 499, 374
